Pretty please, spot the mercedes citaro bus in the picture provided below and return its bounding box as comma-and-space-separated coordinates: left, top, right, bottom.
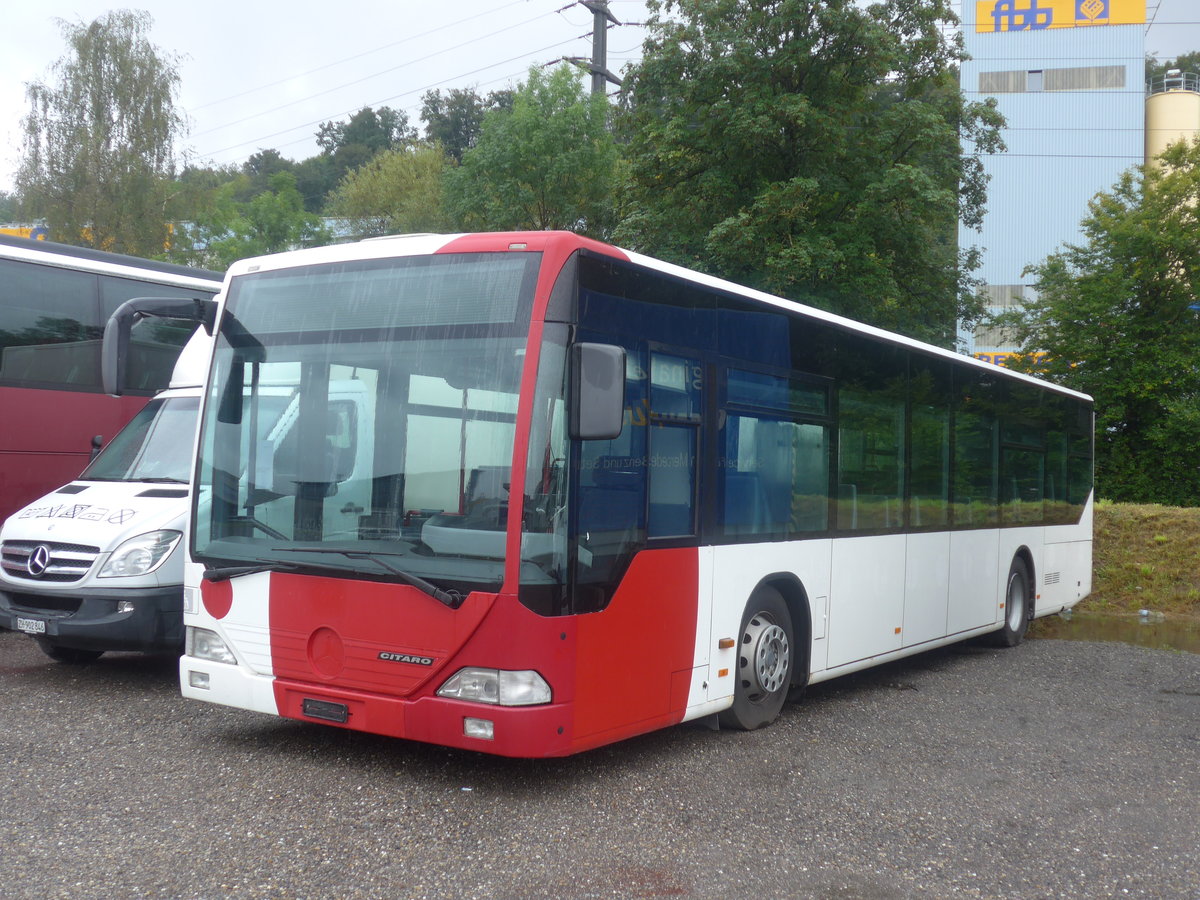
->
103, 232, 1092, 758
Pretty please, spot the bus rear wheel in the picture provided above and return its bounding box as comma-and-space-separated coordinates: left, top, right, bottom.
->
719, 585, 793, 731
988, 557, 1031, 648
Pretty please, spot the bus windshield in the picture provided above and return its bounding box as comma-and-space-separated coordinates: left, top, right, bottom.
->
192, 251, 551, 595
81, 396, 200, 484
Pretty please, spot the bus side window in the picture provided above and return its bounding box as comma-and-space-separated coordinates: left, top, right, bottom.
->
721, 367, 831, 538
573, 344, 648, 611
647, 353, 701, 539
837, 336, 906, 532
0, 258, 100, 390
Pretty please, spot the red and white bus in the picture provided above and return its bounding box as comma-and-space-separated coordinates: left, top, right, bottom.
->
156, 232, 1091, 758
0, 234, 222, 524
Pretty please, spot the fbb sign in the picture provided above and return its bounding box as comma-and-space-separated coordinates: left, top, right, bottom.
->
976, 0, 1144, 32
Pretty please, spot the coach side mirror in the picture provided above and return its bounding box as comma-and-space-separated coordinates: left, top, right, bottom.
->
570, 343, 626, 441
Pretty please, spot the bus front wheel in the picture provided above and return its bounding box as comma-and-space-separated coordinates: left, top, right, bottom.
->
719, 585, 793, 730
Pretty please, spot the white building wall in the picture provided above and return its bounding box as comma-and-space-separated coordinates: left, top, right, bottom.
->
958, 2, 1145, 359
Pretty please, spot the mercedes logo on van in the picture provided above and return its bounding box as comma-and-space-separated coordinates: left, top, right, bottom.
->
27, 544, 52, 578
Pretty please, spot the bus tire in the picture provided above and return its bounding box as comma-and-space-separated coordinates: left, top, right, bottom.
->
35, 639, 104, 664
989, 557, 1031, 648
719, 585, 793, 731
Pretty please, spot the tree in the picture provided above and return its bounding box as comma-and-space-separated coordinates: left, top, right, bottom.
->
615, 0, 1003, 347
420, 87, 515, 163
992, 141, 1200, 505
443, 66, 619, 236
241, 149, 295, 198
292, 154, 337, 212
326, 145, 451, 238
1146, 50, 1200, 85
16, 11, 184, 256
189, 172, 329, 270
316, 106, 417, 187
317, 106, 415, 156
0, 192, 17, 223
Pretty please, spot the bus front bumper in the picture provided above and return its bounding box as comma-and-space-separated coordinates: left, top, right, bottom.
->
179, 657, 578, 757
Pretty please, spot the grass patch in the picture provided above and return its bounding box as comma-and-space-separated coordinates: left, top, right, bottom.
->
1086, 501, 1200, 617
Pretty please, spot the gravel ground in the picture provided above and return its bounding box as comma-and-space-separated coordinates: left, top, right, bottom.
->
0, 628, 1197, 900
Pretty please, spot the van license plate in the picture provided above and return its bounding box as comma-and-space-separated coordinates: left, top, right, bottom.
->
16, 617, 46, 635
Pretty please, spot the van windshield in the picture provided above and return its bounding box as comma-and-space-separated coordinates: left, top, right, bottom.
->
82, 397, 200, 483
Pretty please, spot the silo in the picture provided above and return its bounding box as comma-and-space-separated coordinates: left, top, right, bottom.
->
1145, 69, 1200, 166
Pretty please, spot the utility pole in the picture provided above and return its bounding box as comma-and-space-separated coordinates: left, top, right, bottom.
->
573, 0, 623, 95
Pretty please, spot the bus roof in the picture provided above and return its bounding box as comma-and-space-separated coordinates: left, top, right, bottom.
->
224, 231, 1091, 404
0, 232, 223, 287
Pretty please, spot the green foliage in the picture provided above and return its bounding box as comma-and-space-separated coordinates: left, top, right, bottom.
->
16, 10, 184, 256
292, 155, 336, 213
317, 107, 415, 157
994, 141, 1200, 505
615, 0, 1003, 346
241, 149, 295, 198
420, 88, 515, 163
443, 66, 619, 236
0, 192, 17, 222
183, 172, 328, 270
326, 145, 451, 238
317, 106, 417, 189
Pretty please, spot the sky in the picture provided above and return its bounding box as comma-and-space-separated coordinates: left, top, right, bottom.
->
0, 0, 654, 194
0, 0, 1198, 197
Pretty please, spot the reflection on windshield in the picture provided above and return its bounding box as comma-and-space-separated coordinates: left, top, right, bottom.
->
192, 252, 564, 597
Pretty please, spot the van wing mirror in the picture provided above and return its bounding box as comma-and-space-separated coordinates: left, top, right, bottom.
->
102, 296, 218, 396
570, 343, 626, 441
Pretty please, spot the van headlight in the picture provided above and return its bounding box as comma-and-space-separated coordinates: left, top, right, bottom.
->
436, 668, 552, 706
98, 530, 182, 577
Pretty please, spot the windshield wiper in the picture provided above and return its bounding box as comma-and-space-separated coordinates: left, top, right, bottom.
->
203, 559, 302, 581
137, 476, 189, 484
203, 555, 383, 583
274, 547, 464, 609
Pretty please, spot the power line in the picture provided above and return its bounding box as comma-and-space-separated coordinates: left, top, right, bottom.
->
195, 35, 584, 161
191, 8, 571, 142
189, 0, 531, 113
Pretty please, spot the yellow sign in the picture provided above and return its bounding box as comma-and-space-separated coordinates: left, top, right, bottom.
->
976, 0, 1145, 32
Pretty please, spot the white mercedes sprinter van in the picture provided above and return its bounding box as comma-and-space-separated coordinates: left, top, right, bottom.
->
0, 327, 373, 662
0, 334, 209, 662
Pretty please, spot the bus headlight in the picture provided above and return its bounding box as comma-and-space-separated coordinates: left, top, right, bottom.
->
186, 626, 237, 665
437, 668, 551, 706
98, 530, 181, 577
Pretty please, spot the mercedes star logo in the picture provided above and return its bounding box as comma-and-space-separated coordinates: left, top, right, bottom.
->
27, 544, 52, 578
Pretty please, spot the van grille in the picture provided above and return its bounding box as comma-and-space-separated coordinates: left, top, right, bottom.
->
1, 541, 100, 583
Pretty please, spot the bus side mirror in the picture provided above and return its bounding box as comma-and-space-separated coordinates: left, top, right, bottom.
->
102, 296, 218, 396
570, 343, 625, 441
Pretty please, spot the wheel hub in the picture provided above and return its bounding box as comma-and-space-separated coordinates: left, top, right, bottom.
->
741, 614, 790, 699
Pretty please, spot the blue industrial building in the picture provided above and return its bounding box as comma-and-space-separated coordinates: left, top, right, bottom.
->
958, 0, 1146, 363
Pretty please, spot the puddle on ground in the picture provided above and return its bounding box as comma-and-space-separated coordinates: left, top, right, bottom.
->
1030, 611, 1200, 654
